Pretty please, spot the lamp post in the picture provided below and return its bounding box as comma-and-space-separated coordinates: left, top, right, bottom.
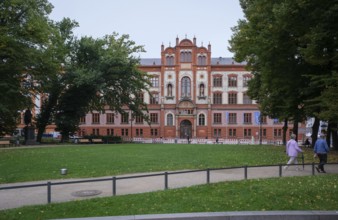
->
130, 117, 134, 142
259, 114, 262, 145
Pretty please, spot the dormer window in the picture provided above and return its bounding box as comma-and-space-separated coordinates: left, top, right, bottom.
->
197, 55, 207, 65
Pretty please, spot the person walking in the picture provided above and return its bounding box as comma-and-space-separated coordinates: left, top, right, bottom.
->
284, 134, 303, 170
314, 133, 330, 173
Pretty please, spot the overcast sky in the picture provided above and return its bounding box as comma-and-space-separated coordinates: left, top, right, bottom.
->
48, 0, 244, 58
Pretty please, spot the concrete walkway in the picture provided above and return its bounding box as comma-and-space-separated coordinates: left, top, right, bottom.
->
1, 164, 338, 211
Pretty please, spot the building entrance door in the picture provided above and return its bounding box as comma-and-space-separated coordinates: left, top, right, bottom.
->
180, 120, 192, 138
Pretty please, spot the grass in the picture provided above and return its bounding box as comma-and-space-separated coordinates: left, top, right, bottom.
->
0, 175, 337, 220
0, 143, 337, 219
1, 143, 337, 184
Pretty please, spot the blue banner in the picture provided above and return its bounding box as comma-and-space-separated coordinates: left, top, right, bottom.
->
254, 112, 261, 125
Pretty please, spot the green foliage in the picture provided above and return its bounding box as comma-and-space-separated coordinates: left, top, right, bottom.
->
35, 18, 79, 142
230, 0, 338, 146
0, 0, 54, 135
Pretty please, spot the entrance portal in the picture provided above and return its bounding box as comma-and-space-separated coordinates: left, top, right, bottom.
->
180, 120, 192, 138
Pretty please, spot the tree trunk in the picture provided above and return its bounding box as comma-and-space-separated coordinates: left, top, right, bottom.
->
282, 118, 288, 145
293, 120, 299, 142
311, 117, 320, 148
36, 89, 60, 142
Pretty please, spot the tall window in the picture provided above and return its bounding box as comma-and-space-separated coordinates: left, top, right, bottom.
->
92, 128, 99, 135
150, 93, 159, 104
135, 115, 144, 124
199, 84, 205, 96
107, 129, 114, 136
138, 92, 144, 102
79, 116, 86, 124
243, 75, 251, 87
244, 128, 252, 137
150, 113, 158, 124
229, 113, 237, 124
243, 93, 252, 104
106, 113, 115, 124
228, 76, 237, 87
167, 114, 173, 126
167, 84, 173, 97
121, 113, 129, 124
198, 114, 205, 126
261, 116, 267, 124
213, 93, 222, 104
166, 55, 174, 66
213, 113, 222, 124
151, 129, 158, 136
229, 128, 237, 137
92, 113, 100, 124
274, 128, 282, 137
213, 75, 222, 87
244, 113, 252, 124
150, 76, 159, 88
214, 129, 221, 137
197, 55, 207, 65
180, 51, 192, 62
136, 129, 143, 137
121, 128, 128, 136
181, 76, 191, 98
228, 93, 237, 104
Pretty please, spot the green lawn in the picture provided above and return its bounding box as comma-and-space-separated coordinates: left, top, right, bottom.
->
1, 143, 335, 184
0, 175, 337, 220
0, 144, 337, 219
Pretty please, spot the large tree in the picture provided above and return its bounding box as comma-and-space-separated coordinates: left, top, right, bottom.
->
229, 0, 338, 147
54, 33, 150, 142
35, 18, 79, 142
229, 0, 309, 143
0, 0, 54, 135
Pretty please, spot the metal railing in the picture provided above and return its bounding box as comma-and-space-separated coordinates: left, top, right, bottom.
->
1, 162, 337, 205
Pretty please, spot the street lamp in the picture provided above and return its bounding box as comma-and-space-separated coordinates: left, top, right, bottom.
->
130, 113, 134, 142
259, 114, 263, 145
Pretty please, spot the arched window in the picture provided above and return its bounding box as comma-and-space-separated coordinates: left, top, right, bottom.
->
166, 55, 175, 66
198, 55, 207, 65
167, 113, 173, 126
167, 84, 173, 97
199, 84, 205, 96
180, 51, 192, 62
181, 76, 191, 98
198, 114, 205, 126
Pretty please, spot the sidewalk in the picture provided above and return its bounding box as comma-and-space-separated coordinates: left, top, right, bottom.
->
1, 164, 338, 210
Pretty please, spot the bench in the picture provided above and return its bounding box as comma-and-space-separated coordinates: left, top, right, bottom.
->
78, 139, 90, 144
91, 139, 103, 144
0, 140, 12, 147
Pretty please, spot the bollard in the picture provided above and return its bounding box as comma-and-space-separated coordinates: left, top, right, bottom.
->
60, 168, 67, 175
164, 172, 168, 189
112, 177, 116, 196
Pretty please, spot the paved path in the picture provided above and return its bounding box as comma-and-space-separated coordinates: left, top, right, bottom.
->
1, 164, 338, 210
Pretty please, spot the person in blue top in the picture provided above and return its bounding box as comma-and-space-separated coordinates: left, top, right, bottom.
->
314, 133, 330, 173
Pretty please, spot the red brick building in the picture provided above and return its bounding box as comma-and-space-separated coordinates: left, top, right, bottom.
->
15, 37, 303, 142
75, 37, 293, 142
